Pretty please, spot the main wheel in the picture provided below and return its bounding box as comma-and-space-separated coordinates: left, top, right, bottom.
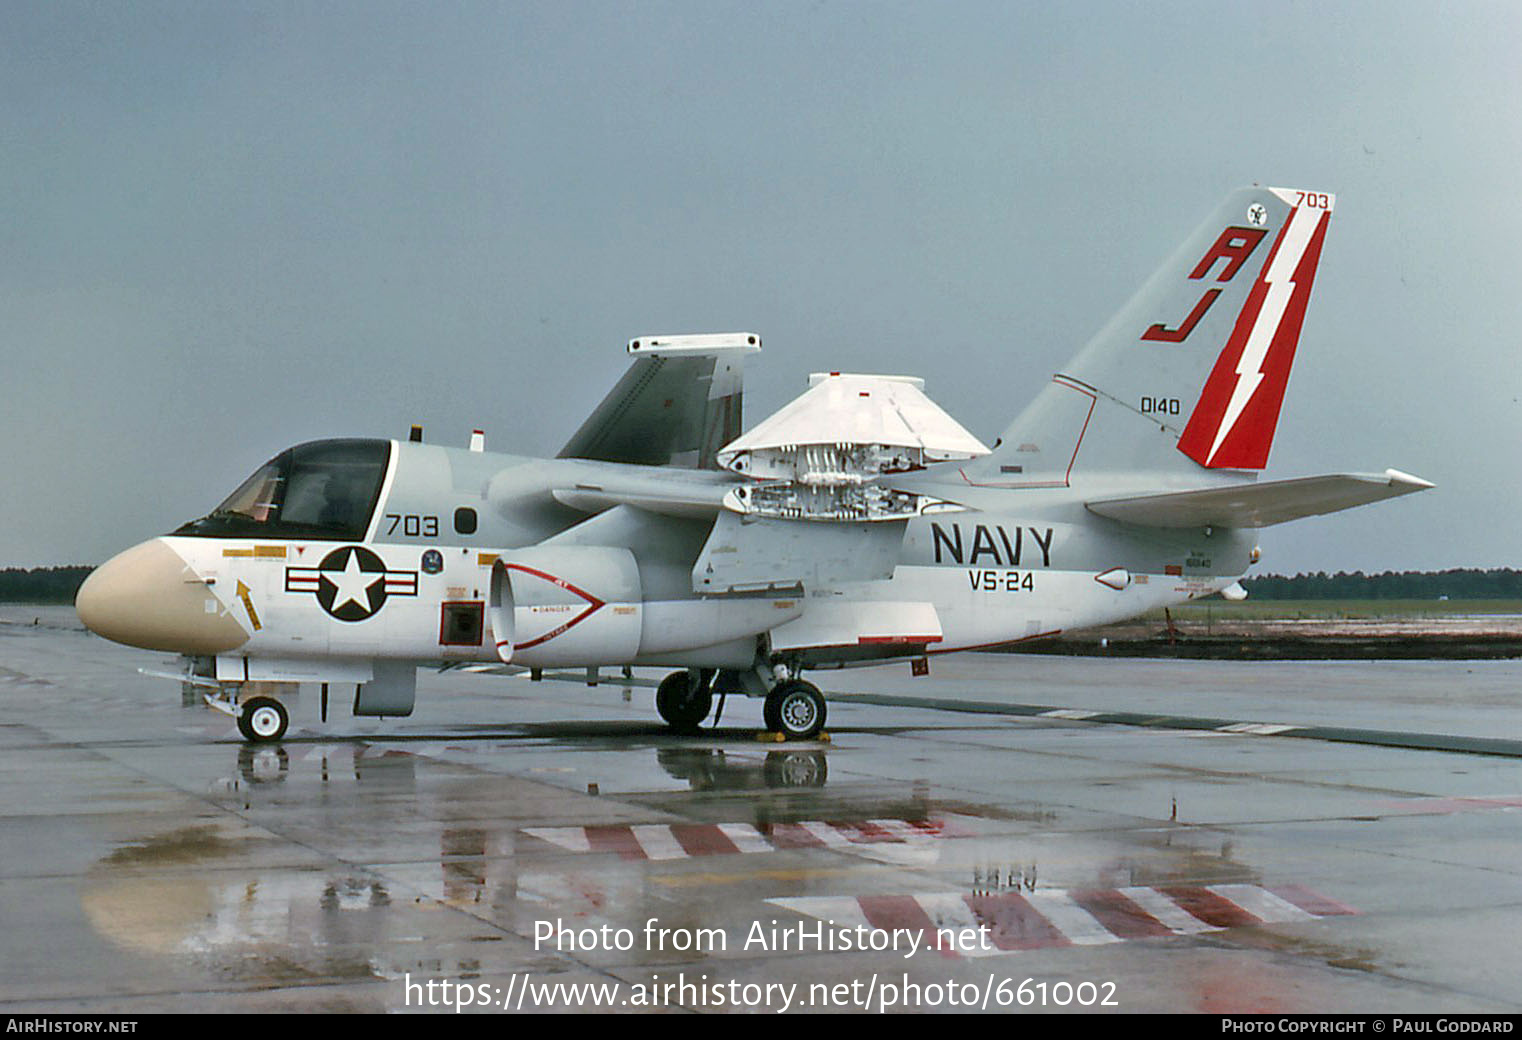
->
764, 680, 826, 740
237, 696, 289, 743
655, 671, 712, 734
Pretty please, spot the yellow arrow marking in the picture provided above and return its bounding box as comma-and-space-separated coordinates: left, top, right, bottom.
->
235, 580, 262, 631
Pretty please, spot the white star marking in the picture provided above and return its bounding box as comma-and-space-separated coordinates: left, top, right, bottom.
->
323, 549, 381, 614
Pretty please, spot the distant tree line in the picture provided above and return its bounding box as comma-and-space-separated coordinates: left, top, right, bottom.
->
0, 567, 94, 603
1241, 569, 1522, 600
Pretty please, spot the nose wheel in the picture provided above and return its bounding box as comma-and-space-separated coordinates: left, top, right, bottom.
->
764, 680, 826, 740
237, 696, 289, 743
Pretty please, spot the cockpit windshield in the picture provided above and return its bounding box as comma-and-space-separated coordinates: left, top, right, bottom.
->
174, 439, 391, 540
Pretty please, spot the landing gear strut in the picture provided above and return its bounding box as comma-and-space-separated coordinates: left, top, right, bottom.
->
655, 670, 713, 734
763, 679, 826, 740
236, 696, 289, 743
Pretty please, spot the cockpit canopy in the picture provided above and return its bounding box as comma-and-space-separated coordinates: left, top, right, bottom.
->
174, 439, 390, 541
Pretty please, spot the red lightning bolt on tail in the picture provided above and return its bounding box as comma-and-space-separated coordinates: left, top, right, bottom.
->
1178, 195, 1332, 470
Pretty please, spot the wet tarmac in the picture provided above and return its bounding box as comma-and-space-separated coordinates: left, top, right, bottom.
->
2, 604, 1520, 1014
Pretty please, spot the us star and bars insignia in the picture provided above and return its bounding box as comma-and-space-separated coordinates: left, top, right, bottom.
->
286, 545, 418, 621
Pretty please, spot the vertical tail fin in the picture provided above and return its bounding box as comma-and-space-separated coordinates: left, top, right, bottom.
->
965, 187, 1334, 489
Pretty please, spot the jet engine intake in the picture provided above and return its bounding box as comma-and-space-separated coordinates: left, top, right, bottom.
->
489, 547, 643, 667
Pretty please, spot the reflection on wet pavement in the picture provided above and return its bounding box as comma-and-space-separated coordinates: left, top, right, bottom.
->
4, 608, 1522, 1011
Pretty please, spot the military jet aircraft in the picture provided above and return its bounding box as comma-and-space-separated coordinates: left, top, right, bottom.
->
77, 186, 1432, 742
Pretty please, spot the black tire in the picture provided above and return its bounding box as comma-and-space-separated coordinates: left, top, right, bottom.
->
765, 680, 826, 740
239, 696, 289, 743
655, 671, 712, 734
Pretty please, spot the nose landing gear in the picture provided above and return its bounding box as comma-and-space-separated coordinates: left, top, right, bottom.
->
236, 696, 289, 742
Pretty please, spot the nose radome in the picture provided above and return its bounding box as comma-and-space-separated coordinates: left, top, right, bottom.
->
76, 539, 249, 654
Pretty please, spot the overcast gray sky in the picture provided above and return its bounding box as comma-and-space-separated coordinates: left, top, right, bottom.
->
4, 1, 1518, 573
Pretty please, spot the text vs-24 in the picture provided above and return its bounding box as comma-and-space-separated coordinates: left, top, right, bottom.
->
968, 570, 1035, 592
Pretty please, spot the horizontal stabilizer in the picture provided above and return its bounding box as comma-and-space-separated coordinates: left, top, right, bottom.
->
1086, 469, 1433, 529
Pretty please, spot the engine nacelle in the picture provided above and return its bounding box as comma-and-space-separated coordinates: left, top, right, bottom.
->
489, 546, 643, 668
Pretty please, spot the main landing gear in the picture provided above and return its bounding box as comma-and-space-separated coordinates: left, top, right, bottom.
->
655, 670, 713, 735
654, 667, 827, 741
763, 679, 826, 741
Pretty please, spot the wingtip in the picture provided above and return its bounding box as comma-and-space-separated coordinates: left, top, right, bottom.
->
1384, 468, 1435, 490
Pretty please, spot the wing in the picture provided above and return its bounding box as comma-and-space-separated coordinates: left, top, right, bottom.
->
1085, 469, 1433, 529
557, 333, 760, 470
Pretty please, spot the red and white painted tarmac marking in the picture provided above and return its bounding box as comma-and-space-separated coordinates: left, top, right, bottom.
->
524, 818, 952, 863
768, 883, 1354, 957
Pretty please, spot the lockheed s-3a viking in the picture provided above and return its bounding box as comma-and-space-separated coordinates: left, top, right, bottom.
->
76, 186, 1432, 742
